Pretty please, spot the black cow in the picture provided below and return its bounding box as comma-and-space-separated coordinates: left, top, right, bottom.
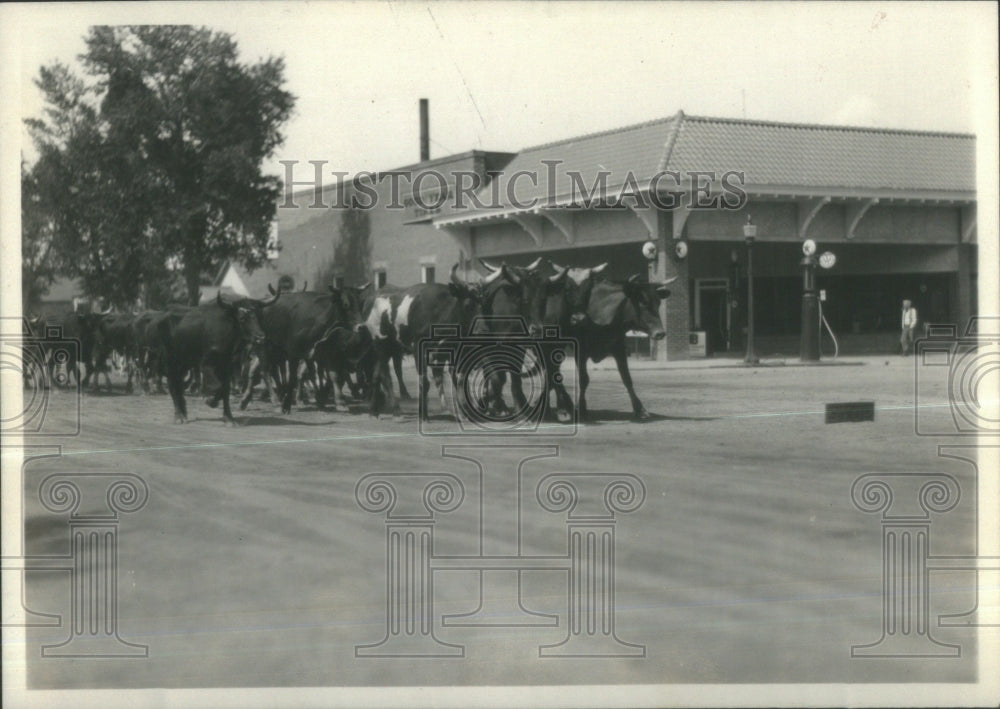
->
568, 273, 675, 420
134, 307, 191, 394
256, 284, 368, 414
93, 312, 138, 392
160, 292, 278, 425
362, 264, 481, 419
474, 259, 551, 417
45, 308, 113, 391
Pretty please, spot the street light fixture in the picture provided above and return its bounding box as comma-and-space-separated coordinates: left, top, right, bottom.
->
743, 215, 759, 365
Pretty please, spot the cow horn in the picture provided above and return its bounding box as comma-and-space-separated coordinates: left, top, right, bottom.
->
659, 276, 679, 286
268, 283, 278, 296
591, 262, 608, 274
28, 313, 41, 323
99, 303, 114, 316
261, 288, 281, 307
479, 258, 501, 273
356, 281, 371, 292
549, 265, 568, 283
482, 266, 504, 285
525, 257, 542, 271
550, 262, 567, 272
627, 274, 641, 284
450, 263, 464, 286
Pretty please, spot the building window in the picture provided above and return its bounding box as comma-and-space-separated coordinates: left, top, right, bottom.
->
374, 269, 387, 289
422, 264, 436, 284
266, 221, 280, 260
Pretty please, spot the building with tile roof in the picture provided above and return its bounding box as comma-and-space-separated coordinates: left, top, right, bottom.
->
230, 109, 976, 361
431, 111, 977, 360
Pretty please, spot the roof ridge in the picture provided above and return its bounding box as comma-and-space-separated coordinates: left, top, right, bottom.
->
657, 110, 685, 172
682, 114, 975, 140
519, 112, 683, 153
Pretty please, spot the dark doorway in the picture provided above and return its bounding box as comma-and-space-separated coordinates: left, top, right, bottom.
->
697, 280, 730, 355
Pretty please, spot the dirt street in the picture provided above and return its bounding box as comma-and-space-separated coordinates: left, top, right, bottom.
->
10, 356, 982, 687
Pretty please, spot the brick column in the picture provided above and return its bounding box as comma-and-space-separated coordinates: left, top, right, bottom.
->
954, 244, 974, 329
657, 210, 690, 361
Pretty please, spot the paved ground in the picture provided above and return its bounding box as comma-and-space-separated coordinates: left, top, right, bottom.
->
6, 354, 986, 688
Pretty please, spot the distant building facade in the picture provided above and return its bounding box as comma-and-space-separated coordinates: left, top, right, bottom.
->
218, 111, 981, 360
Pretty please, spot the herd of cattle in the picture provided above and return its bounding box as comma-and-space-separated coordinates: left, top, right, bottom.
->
25, 259, 676, 426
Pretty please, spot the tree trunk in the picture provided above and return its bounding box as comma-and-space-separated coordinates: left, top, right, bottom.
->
184, 257, 201, 306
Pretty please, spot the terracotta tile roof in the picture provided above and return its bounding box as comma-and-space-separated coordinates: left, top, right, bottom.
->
668, 114, 975, 191
447, 111, 975, 218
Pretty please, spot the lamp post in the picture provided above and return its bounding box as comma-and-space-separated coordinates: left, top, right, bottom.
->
743, 216, 759, 365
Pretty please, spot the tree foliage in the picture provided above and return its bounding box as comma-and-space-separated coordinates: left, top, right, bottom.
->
329, 205, 372, 288
25, 25, 296, 306
21, 160, 58, 308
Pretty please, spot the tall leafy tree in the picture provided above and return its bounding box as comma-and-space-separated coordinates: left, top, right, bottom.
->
26, 26, 295, 305
21, 160, 58, 309
331, 205, 372, 287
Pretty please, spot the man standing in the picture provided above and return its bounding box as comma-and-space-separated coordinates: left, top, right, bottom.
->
900, 299, 919, 355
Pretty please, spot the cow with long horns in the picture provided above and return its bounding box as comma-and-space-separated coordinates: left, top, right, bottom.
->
254, 282, 369, 413
160, 290, 280, 425
560, 268, 676, 420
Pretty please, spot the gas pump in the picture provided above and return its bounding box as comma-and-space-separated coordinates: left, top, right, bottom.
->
818, 250, 839, 358
800, 240, 839, 361
800, 240, 820, 361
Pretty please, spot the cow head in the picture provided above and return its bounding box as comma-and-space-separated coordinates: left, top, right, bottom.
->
516, 258, 574, 333
479, 258, 547, 336
75, 307, 113, 354
550, 262, 608, 327
217, 289, 279, 346
620, 274, 676, 340
329, 282, 369, 332
447, 264, 483, 334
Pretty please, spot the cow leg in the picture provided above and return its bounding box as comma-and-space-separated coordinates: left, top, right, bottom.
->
488, 370, 512, 417
509, 371, 528, 412
370, 342, 399, 419
294, 360, 310, 405
432, 365, 448, 413
166, 361, 188, 424
369, 349, 386, 417
415, 348, 429, 421
124, 355, 134, 394
328, 365, 349, 412
239, 354, 259, 410
99, 364, 114, 393
281, 358, 298, 414
546, 348, 574, 423
215, 362, 237, 426
612, 345, 649, 420
393, 349, 411, 399
576, 351, 590, 422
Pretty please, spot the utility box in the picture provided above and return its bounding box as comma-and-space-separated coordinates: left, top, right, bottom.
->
689, 331, 708, 358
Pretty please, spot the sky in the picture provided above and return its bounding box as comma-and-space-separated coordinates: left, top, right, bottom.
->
8, 1, 998, 178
